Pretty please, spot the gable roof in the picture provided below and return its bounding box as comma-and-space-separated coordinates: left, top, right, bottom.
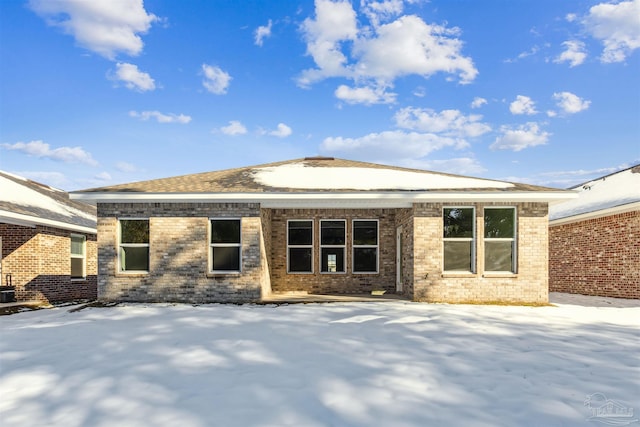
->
0, 171, 96, 233
72, 157, 575, 208
549, 164, 640, 223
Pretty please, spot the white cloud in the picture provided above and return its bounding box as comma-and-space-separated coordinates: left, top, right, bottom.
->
413, 86, 426, 97
395, 107, 491, 138
361, 0, 405, 26
491, 122, 550, 152
583, 0, 640, 63
552, 91, 591, 114
202, 64, 231, 95
94, 171, 112, 181
220, 121, 247, 136
269, 123, 293, 138
2, 140, 98, 166
335, 84, 397, 105
298, 0, 477, 104
255, 19, 273, 46
28, 0, 158, 60
352, 15, 478, 84
554, 40, 587, 67
129, 110, 192, 124
299, 0, 358, 86
566, 13, 578, 23
111, 62, 156, 91
115, 161, 137, 173
320, 130, 465, 161
509, 95, 538, 115
470, 97, 487, 109
504, 45, 543, 63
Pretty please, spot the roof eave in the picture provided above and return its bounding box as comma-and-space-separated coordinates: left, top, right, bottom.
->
0, 210, 97, 234
70, 190, 577, 209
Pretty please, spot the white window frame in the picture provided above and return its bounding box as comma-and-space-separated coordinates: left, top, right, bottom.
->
118, 218, 150, 274
320, 219, 346, 274
70, 233, 86, 280
483, 206, 517, 273
443, 207, 476, 273
287, 219, 314, 274
210, 218, 242, 273
352, 219, 379, 274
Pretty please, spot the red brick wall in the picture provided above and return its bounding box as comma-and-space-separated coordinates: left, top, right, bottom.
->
549, 210, 640, 299
0, 223, 97, 303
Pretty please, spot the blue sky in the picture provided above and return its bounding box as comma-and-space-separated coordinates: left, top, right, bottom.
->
1, 0, 638, 191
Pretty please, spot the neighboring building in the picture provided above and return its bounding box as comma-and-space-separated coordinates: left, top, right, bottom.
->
0, 171, 97, 303
71, 157, 573, 304
549, 165, 640, 299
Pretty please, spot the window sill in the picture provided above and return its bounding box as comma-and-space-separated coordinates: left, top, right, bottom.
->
482, 273, 518, 278
353, 272, 379, 275
287, 271, 314, 275
207, 272, 242, 278
71, 278, 87, 282
320, 272, 347, 275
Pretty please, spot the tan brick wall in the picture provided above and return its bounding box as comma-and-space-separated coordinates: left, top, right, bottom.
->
269, 208, 397, 294
97, 203, 268, 303
260, 208, 273, 296
412, 202, 549, 304
549, 210, 639, 298
0, 223, 97, 302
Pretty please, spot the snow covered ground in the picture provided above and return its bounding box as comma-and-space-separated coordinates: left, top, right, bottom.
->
1, 293, 638, 427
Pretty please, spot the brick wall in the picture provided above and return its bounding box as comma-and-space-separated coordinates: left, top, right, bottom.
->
96, 203, 267, 303
93, 201, 551, 304
395, 208, 414, 298
549, 210, 639, 299
269, 208, 397, 294
411, 202, 549, 304
0, 223, 97, 302
260, 208, 273, 296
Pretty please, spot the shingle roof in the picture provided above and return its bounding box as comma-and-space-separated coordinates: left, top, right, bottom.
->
0, 171, 96, 232
549, 164, 640, 221
76, 157, 559, 194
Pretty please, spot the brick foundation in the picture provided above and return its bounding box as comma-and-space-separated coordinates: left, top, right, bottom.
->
549, 210, 640, 299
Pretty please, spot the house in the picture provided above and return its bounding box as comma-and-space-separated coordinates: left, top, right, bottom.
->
549, 165, 640, 299
0, 171, 97, 303
71, 157, 574, 304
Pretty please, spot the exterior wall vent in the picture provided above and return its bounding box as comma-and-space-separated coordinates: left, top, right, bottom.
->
304, 156, 335, 161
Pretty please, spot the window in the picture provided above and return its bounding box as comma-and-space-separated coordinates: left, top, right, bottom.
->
320, 220, 345, 273
211, 219, 241, 272
484, 207, 517, 273
353, 220, 378, 273
288, 220, 313, 273
119, 219, 149, 272
70, 234, 86, 279
443, 207, 475, 272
